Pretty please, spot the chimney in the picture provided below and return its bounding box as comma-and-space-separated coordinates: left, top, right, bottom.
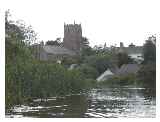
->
120, 42, 124, 47
129, 43, 135, 47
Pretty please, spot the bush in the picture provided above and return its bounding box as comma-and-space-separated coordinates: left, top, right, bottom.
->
137, 63, 156, 88
6, 59, 93, 108
84, 54, 112, 75
76, 64, 99, 79
84, 79, 97, 88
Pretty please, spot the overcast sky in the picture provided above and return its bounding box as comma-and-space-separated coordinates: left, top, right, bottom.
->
5, 0, 160, 47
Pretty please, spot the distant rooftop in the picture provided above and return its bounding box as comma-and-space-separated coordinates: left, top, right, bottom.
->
116, 64, 140, 75
124, 46, 143, 54
116, 42, 143, 54
43, 45, 76, 56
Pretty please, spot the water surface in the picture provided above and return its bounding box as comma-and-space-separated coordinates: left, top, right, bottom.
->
6, 87, 156, 118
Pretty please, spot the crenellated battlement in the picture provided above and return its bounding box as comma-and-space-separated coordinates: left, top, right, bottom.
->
64, 22, 82, 33
63, 22, 82, 52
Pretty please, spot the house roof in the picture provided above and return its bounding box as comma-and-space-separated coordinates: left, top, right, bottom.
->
43, 45, 76, 56
97, 69, 114, 82
124, 46, 143, 54
116, 46, 143, 55
116, 64, 140, 75
96, 63, 140, 82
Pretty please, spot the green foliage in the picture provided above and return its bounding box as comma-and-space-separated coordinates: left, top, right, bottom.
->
137, 63, 156, 88
61, 57, 79, 66
81, 46, 95, 57
143, 39, 156, 64
27, 62, 88, 96
6, 59, 91, 107
137, 37, 156, 88
77, 64, 99, 79
81, 37, 89, 48
84, 54, 112, 75
84, 79, 97, 88
45, 38, 61, 46
117, 52, 134, 68
79, 37, 96, 63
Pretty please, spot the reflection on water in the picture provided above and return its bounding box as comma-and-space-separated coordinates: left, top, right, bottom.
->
6, 87, 156, 118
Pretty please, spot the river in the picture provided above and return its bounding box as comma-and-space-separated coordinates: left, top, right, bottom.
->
6, 87, 156, 118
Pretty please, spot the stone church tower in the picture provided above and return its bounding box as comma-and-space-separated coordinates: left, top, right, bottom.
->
63, 22, 82, 53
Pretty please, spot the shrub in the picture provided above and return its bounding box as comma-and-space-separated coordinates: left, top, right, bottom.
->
77, 64, 99, 79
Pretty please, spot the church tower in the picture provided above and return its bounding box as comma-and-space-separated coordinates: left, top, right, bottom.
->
63, 22, 82, 53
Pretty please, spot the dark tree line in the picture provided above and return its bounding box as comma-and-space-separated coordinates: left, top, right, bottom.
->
137, 37, 156, 88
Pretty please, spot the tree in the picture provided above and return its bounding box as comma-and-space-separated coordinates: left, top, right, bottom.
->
84, 54, 112, 75
46, 40, 60, 46
81, 37, 89, 48
93, 45, 105, 54
45, 37, 62, 46
117, 52, 133, 68
5, 10, 37, 107
143, 37, 156, 64
79, 37, 96, 63
81, 46, 95, 57
77, 64, 99, 79
137, 62, 156, 88
137, 36, 156, 88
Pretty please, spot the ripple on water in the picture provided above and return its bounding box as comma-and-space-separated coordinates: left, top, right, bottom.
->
6, 87, 156, 118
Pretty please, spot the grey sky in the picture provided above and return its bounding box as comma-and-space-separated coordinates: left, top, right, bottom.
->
5, 0, 160, 47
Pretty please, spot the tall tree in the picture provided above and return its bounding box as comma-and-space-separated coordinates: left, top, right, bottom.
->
143, 37, 156, 64
5, 10, 37, 107
81, 37, 89, 48
80, 37, 95, 59
137, 36, 156, 88
117, 52, 133, 68
45, 38, 62, 46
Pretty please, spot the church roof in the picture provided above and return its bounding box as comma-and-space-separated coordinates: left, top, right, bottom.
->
43, 45, 76, 56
